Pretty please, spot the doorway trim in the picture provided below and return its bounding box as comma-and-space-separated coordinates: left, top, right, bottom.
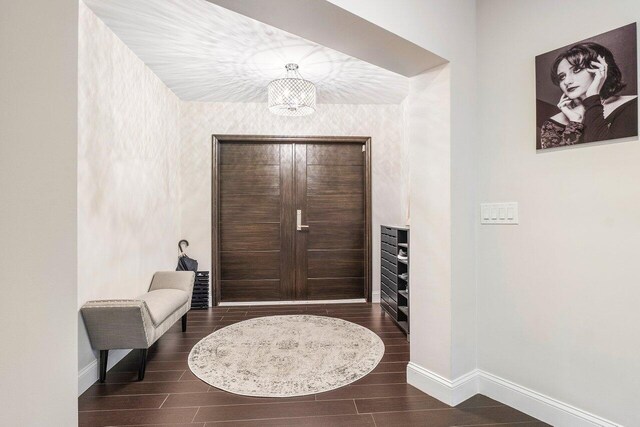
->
212, 134, 372, 306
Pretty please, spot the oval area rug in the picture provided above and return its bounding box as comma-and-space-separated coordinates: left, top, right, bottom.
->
188, 315, 385, 397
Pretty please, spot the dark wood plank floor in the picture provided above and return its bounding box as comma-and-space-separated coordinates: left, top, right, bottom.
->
79, 303, 547, 427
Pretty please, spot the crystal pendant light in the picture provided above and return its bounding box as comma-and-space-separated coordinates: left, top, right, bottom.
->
268, 63, 316, 116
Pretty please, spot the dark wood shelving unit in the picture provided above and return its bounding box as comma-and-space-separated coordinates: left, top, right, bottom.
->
191, 271, 210, 309
380, 225, 409, 339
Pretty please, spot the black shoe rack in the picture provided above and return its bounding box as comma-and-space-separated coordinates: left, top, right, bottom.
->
380, 225, 409, 339
191, 271, 210, 309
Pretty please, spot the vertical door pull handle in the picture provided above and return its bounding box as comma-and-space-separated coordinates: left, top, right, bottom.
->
296, 209, 309, 231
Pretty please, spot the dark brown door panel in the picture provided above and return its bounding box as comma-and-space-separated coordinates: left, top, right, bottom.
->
220, 279, 281, 301
220, 143, 280, 165
220, 165, 280, 195
220, 223, 280, 251
306, 144, 364, 165
307, 250, 365, 278
307, 165, 364, 195
307, 278, 365, 300
307, 222, 365, 250
220, 195, 280, 224
220, 252, 280, 280
307, 194, 364, 222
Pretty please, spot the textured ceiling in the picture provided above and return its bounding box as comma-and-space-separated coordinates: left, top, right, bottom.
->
83, 0, 410, 104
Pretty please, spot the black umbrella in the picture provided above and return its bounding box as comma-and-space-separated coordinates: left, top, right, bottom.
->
176, 240, 198, 272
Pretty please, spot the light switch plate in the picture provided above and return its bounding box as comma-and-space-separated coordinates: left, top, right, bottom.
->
481, 202, 518, 224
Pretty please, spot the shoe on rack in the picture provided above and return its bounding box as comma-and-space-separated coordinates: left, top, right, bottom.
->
398, 272, 408, 280
397, 250, 408, 260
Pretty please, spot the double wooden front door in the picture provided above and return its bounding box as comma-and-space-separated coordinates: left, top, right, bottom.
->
216, 139, 369, 303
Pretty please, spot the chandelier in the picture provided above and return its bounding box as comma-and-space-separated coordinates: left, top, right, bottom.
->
268, 63, 316, 116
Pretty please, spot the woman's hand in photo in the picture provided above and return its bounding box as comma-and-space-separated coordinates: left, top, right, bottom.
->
557, 94, 585, 122
586, 55, 608, 97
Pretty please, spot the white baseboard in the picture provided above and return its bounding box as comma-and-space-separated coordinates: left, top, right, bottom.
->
406, 362, 477, 406
371, 291, 380, 303
477, 371, 620, 427
406, 363, 620, 426
218, 299, 366, 306
78, 349, 131, 396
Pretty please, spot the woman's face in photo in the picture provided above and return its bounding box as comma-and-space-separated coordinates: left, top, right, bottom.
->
556, 58, 595, 100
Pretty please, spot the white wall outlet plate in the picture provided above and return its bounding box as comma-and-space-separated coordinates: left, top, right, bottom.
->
480, 202, 518, 225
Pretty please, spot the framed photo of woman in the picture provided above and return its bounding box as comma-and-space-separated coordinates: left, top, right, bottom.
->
535, 23, 638, 150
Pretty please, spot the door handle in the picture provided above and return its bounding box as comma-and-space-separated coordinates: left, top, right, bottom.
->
296, 209, 309, 231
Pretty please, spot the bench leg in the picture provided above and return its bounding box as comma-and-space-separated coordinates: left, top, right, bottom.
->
182, 313, 188, 332
99, 350, 108, 383
138, 348, 148, 381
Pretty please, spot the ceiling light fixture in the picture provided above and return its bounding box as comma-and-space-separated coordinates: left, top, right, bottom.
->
268, 63, 316, 116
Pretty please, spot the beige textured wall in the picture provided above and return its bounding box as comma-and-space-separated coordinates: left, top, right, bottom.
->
77, 2, 182, 388
0, 0, 78, 424
179, 102, 407, 301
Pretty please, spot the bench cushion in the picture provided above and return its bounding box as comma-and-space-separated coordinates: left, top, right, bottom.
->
139, 289, 189, 326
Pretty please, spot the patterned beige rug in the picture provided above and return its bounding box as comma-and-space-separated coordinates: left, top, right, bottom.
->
188, 315, 385, 397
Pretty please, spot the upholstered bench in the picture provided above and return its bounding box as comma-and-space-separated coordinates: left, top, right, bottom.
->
81, 271, 195, 382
